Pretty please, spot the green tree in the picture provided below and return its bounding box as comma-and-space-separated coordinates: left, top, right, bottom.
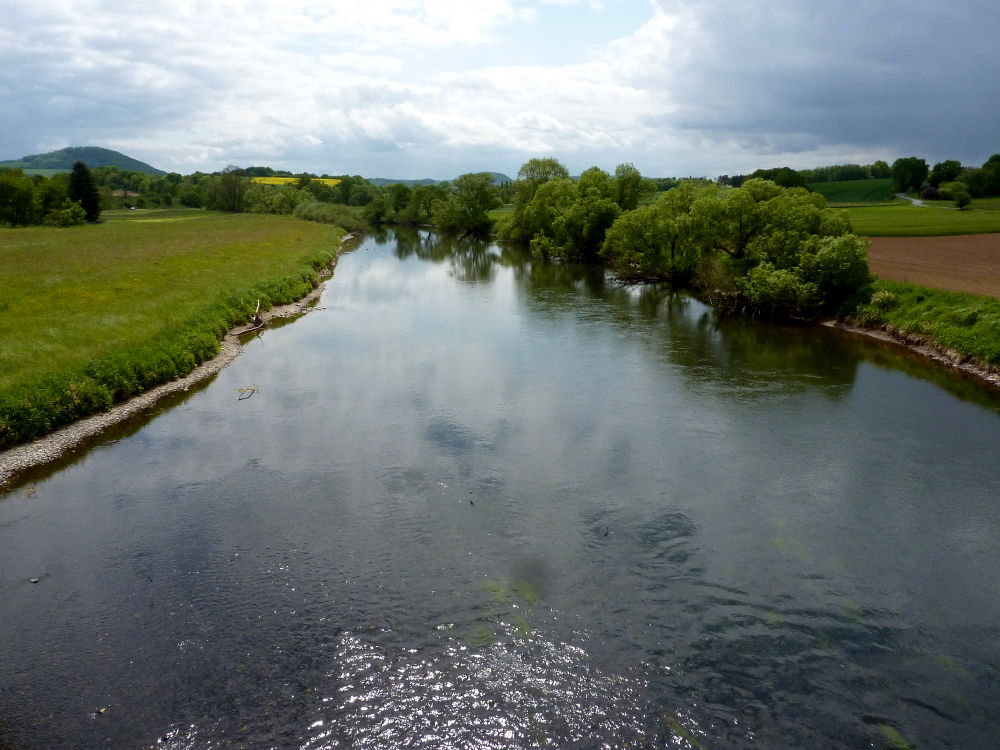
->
929, 160, 963, 186
749, 166, 808, 189
891, 156, 929, 192
601, 182, 707, 281
940, 181, 972, 209
870, 160, 891, 179
432, 172, 501, 235
613, 162, 644, 210
0, 169, 38, 226
210, 165, 250, 212
68, 161, 101, 222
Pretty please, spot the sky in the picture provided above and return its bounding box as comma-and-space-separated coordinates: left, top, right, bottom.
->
2, 0, 998, 179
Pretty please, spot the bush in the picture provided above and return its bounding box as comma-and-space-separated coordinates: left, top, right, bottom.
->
293, 201, 368, 232
737, 263, 818, 319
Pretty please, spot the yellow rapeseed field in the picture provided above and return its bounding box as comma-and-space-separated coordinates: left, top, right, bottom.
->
251, 176, 341, 187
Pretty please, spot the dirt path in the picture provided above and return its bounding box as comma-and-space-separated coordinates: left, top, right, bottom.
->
867, 233, 1000, 298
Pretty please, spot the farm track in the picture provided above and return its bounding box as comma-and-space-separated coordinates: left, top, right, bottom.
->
867, 233, 1000, 299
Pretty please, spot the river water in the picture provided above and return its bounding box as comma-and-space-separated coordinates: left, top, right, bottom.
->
2, 230, 999, 749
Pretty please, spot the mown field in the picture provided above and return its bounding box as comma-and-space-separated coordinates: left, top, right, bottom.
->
808, 178, 894, 204
843, 203, 1000, 236
0, 210, 344, 448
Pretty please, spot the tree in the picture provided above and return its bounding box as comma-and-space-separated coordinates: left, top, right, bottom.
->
939, 181, 972, 209
0, 169, 38, 226
890, 157, 929, 193
212, 165, 250, 212
870, 160, 891, 179
748, 166, 808, 189
601, 182, 707, 281
613, 163, 644, 211
432, 172, 501, 235
929, 160, 963, 187
67, 161, 101, 222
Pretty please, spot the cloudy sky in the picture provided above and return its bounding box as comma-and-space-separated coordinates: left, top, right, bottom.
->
2, 0, 998, 179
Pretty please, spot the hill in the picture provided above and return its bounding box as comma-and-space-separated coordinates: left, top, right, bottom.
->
0, 146, 165, 175
369, 172, 513, 187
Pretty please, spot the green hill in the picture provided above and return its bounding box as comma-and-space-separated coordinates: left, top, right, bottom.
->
808, 178, 894, 204
0, 146, 165, 175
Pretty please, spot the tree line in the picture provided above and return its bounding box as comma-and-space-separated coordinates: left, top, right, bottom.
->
0, 161, 101, 226
720, 153, 1000, 209
489, 158, 871, 321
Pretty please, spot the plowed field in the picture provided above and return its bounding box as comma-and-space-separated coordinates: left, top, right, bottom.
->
867, 234, 1000, 299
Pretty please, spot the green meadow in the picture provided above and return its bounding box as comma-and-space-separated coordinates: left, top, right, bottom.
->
843, 203, 1000, 236
808, 178, 894, 204
853, 281, 1000, 365
0, 210, 344, 448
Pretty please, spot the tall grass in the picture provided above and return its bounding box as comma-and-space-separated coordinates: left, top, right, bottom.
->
0, 211, 344, 448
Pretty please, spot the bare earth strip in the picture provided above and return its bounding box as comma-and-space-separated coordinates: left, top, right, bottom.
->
0, 233, 358, 488
868, 233, 1000, 299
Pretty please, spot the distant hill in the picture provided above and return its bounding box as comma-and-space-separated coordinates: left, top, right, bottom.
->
369, 172, 513, 187
0, 146, 166, 175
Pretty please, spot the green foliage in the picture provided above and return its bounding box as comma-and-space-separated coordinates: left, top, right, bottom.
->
891, 156, 929, 192
929, 160, 963, 187
749, 166, 808, 189
613, 162, 644, 210
68, 161, 101, 222
208, 165, 251, 212
432, 172, 501, 235
292, 201, 368, 232
939, 180, 972, 209
598, 177, 872, 319
737, 262, 819, 318
600, 182, 707, 281
46, 200, 87, 227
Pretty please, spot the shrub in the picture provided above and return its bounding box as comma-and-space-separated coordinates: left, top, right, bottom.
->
736, 263, 818, 319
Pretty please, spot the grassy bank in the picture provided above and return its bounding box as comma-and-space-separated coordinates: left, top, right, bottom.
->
850, 280, 1000, 366
843, 203, 1000, 236
0, 210, 344, 449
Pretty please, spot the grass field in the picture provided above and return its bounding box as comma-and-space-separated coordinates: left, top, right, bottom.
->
808, 178, 894, 204
843, 204, 1000, 236
0, 211, 344, 448
852, 281, 1000, 365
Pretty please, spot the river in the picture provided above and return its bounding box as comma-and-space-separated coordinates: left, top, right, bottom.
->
1, 229, 999, 749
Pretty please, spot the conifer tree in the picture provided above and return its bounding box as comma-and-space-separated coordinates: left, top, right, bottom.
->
68, 160, 101, 222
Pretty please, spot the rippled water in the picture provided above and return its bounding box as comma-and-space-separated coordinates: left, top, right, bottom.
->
2, 229, 1000, 749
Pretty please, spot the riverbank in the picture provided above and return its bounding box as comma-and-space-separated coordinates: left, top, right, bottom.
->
823, 319, 1000, 390
0, 230, 359, 488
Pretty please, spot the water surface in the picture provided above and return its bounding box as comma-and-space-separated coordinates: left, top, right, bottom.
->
2, 230, 999, 749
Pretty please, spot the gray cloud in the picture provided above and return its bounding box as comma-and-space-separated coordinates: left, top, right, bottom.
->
1, 0, 997, 177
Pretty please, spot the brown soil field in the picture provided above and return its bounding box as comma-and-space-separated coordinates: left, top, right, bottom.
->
867, 234, 1000, 299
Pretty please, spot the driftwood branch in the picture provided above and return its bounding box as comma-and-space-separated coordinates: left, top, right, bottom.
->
238, 299, 266, 334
